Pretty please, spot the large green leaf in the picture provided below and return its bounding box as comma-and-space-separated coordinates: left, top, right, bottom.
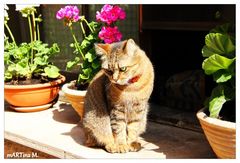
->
209, 94, 226, 118
202, 54, 235, 75
202, 33, 235, 57
44, 65, 60, 78
208, 84, 234, 118
209, 85, 227, 118
16, 62, 30, 77
34, 56, 48, 66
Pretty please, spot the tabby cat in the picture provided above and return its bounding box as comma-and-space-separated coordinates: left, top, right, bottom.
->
82, 39, 154, 153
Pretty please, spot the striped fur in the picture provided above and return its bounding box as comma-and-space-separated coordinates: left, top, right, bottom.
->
82, 39, 154, 153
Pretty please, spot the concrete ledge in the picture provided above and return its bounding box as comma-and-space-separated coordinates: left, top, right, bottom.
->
4, 101, 216, 158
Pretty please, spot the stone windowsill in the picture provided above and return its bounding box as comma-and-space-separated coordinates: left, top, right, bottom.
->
4, 99, 216, 159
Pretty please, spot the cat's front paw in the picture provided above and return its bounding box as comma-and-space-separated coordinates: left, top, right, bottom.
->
129, 142, 141, 152
105, 144, 130, 153
117, 144, 129, 153
105, 143, 117, 153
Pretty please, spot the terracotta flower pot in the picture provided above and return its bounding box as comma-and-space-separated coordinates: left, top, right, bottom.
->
62, 81, 87, 120
4, 75, 66, 112
196, 108, 236, 158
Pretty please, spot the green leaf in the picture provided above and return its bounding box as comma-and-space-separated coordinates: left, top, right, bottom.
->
202, 54, 235, 75
208, 84, 234, 118
50, 43, 60, 53
29, 64, 37, 73
4, 71, 12, 81
88, 21, 101, 31
66, 57, 80, 70
85, 49, 96, 62
34, 56, 48, 66
202, 45, 214, 57
86, 34, 94, 41
82, 60, 91, 69
79, 74, 89, 80
82, 68, 92, 77
12, 45, 29, 60
213, 70, 232, 83
202, 33, 235, 57
209, 85, 226, 118
44, 65, 60, 78
16, 62, 29, 76
92, 59, 101, 69
80, 39, 91, 49
209, 95, 226, 118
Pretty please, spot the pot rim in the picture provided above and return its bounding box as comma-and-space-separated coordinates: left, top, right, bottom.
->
4, 75, 66, 89
62, 82, 87, 96
196, 107, 236, 130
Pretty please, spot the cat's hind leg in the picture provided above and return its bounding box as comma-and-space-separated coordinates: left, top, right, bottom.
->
84, 128, 98, 147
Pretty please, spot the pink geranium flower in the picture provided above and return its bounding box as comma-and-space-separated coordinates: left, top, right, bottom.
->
56, 5, 80, 25
98, 26, 122, 44
96, 4, 126, 25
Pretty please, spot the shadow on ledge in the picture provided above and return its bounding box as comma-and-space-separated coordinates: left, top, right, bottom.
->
52, 103, 80, 124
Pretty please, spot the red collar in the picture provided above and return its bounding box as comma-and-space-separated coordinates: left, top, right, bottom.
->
128, 75, 141, 84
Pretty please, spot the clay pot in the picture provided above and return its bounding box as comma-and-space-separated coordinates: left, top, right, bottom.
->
4, 75, 66, 112
196, 108, 236, 158
62, 81, 87, 120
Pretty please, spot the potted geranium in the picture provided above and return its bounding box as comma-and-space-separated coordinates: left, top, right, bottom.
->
57, 4, 126, 119
4, 5, 65, 112
196, 23, 236, 158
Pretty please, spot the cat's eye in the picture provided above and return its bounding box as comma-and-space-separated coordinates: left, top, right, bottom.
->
119, 67, 127, 72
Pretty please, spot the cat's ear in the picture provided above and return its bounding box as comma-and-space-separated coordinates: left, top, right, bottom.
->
94, 43, 109, 56
125, 39, 138, 56
94, 43, 109, 69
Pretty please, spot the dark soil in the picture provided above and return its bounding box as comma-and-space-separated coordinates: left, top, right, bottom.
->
69, 80, 88, 91
5, 76, 61, 85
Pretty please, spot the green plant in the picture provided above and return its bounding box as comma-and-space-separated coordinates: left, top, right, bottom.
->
66, 18, 102, 90
4, 5, 61, 83
201, 23, 235, 118
56, 5, 126, 90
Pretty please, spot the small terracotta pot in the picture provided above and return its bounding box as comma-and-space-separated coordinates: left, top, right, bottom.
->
4, 75, 66, 112
62, 82, 87, 120
196, 108, 236, 158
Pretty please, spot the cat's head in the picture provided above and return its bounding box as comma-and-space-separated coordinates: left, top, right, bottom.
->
95, 39, 142, 85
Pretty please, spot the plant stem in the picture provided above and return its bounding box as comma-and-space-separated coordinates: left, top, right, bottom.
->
32, 11, 37, 41
27, 15, 33, 43
70, 26, 85, 60
80, 22, 86, 38
28, 15, 34, 65
4, 22, 16, 45
83, 19, 94, 33
4, 34, 9, 46
37, 22, 40, 41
